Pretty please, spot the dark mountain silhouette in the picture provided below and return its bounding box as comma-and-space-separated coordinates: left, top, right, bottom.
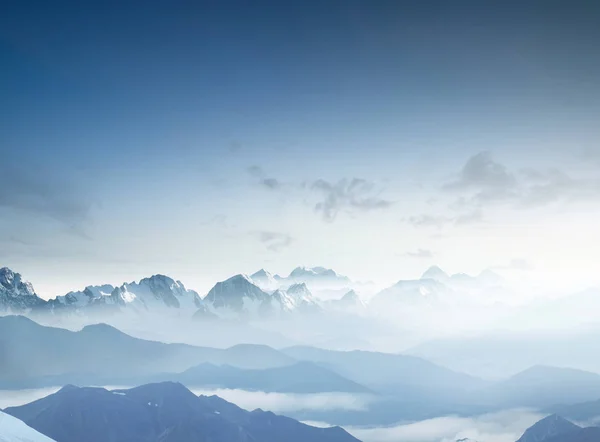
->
4, 382, 360, 442
516, 414, 583, 442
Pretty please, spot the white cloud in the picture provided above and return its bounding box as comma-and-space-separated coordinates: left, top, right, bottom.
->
190, 388, 372, 413
346, 409, 544, 442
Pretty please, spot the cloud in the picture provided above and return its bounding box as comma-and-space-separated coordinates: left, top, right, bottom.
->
406, 210, 483, 228
346, 409, 544, 442
407, 214, 451, 229
254, 231, 294, 252
247, 166, 283, 190
493, 258, 534, 271
444, 151, 518, 203
405, 249, 434, 259
0, 160, 91, 226
309, 178, 393, 222
190, 389, 371, 413
444, 152, 600, 211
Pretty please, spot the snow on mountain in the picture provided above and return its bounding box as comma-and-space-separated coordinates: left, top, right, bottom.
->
109, 275, 203, 312
371, 278, 448, 307
53, 284, 115, 309
204, 274, 272, 318
331, 290, 366, 310
0, 268, 47, 313
286, 266, 351, 288
421, 265, 450, 282
0, 410, 56, 442
250, 269, 279, 290
284, 283, 321, 312
203, 275, 324, 318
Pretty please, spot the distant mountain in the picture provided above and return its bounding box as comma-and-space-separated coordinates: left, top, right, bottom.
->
549, 398, 600, 426
0, 316, 294, 389
421, 265, 450, 282
516, 415, 582, 442
284, 283, 321, 313
481, 365, 600, 407
204, 274, 272, 317
108, 275, 203, 312
250, 269, 279, 290
52, 284, 115, 309
407, 331, 600, 380
281, 346, 486, 400
171, 361, 370, 394
0, 268, 47, 313
4, 383, 360, 442
370, 277, 448, 307
286, 267, 351, 289
0, 410, 57, 442
328, 290, 366, 311
204, 275, 322, 318
13, 272, 205, 317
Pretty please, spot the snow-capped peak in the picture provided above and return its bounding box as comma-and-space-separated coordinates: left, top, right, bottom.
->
251, 269, 273, 279
250, 269, 279, 290
110, 274, 203, 312
0, 267, 47, 313
289, 266, 338, 278
0, 267, 36, 297
421, 265, 449, 282
204, 274, 270, 316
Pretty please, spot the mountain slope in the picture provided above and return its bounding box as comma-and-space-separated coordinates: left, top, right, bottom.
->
0, 411, 56, 442
204, 274, 272, 317
0, 268, 47, 313
482, 365, 600, 407
281, 346, 486, 399
0, 316, 294, 389
516, 415, 582, 442
173, 361, 370, 393
109, 275, 203, 312
4, 383, 361, 442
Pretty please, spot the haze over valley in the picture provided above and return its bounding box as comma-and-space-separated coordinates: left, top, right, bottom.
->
2, 1, 600, 441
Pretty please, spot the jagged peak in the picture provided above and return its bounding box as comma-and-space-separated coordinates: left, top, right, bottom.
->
223, 273, 255, 284
421, 265, 449, 281
251, 269, 273, 278
342, 289, 358, 299
0, 267, 36, 296
287, 282, 310, 293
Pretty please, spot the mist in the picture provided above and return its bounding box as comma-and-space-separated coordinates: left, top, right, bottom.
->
346, 410, 544, 442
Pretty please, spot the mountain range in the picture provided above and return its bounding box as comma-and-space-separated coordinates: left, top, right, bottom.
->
0, 264, 509, 323
3, 382, 360, 442
0, 266, 361, 320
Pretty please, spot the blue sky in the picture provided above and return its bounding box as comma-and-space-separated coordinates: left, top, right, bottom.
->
1, 1, 600, 296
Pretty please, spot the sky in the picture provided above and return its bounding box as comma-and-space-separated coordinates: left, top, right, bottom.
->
1, 0, 600, 297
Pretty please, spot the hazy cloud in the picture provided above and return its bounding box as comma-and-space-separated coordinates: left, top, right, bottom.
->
493, 258, 534, 271
454, 209, 483, 225
347, 409, 543, 442
444, 152, 600, 210
190, 389, 371, 413
407, 210, 483, 228
309, 178, 392, 222
0, 160, 91, 226
444, 151, 517, 203
247, 166, 283, 190
254, 231, 294, 252
405, 249, 434, 259
407, 214, 451, 229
